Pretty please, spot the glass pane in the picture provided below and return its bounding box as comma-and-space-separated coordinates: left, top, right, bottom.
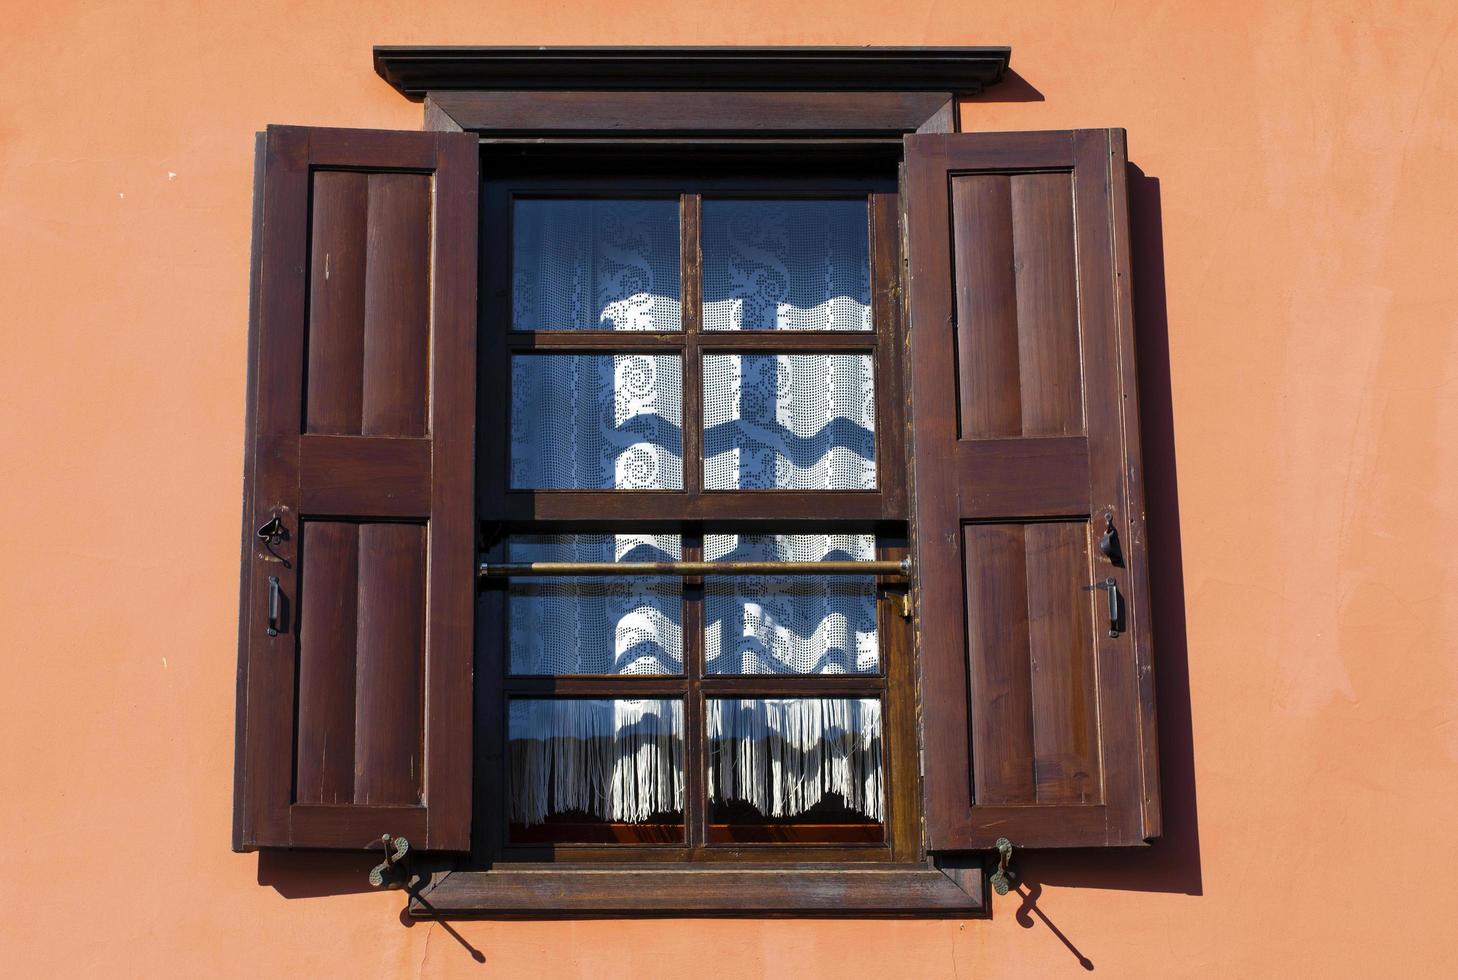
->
507, 534, 683, 675
703, 200, 871, 331
512, 199, 681, 332
704, 534, 878, 675
707, 698, 883, 843
511, 353, 683, 489
703, 353, 875, 490
509, 699, 684, 843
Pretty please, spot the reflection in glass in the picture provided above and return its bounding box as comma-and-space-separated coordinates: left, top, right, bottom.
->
703, 353, 876, 490
512, 199, 681, 332
511, 353, 683, 489
702, 200, 871, 331
508, 535, 683, 676
508, 699, 684, 843
707, 698, 883, 843
704, 534, 878, 675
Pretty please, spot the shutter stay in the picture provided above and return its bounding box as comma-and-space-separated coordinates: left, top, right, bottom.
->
368, 834, 411, 889
988, 837, 1016, 895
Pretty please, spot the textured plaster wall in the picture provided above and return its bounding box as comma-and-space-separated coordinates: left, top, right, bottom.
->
3, 1, 1457, 976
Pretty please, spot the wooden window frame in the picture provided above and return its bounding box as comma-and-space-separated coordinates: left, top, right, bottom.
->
477, 169, 915, 863
372, 47, 1013, 917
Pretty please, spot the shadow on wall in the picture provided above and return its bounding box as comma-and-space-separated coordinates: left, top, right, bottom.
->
1013, 165, 1204, 900
257, 850, 382, 898
976, 68, 1046, 103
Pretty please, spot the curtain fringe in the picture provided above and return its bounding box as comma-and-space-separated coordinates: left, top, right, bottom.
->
509, 698, 882, 826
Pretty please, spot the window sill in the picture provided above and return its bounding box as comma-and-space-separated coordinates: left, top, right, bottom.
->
411, 862, 985, 917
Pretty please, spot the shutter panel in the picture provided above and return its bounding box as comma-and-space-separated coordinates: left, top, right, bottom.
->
234, 126, 477, 851
904, 129, 1160, 849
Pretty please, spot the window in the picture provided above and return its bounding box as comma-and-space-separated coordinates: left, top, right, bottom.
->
474, 176, 917, 862
233, 47, 1161, 917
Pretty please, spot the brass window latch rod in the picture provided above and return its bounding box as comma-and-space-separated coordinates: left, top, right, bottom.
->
477, 558, 914, 617
478, 558, 910, 579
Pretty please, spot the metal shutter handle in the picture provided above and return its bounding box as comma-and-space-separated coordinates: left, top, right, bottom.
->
1082, 577, 1120, 637
266, 575, 281, 637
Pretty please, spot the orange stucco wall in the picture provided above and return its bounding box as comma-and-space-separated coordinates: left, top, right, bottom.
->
4, 1, 1457, 976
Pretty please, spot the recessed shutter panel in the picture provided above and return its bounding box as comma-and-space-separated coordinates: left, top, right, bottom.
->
904, 129, 1160, 849
234, 126, 477, 851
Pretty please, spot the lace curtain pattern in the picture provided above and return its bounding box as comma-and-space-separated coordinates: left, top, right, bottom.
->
512, 199, 681, 332
511, 353, 683, 489
704, 353, 876, 490
508, 534, 683, 675
702, 200, 871, 332
704, 534, 878, 675
508, 698, 883, 827
505, 196, 885, 830
509, 699, 684, 826
708, 698, 883, 822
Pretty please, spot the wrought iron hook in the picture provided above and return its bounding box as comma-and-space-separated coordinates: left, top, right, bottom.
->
990, 837, 1016, 895
256, 513, 291, 567
1098, 512, 1124, 566
368, 833, 411, 888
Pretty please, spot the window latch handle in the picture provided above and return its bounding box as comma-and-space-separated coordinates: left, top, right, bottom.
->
1082, 577, 1121, 637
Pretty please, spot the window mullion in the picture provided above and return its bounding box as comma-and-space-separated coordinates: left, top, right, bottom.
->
682, 192, 703, 501
682, 535, 707, 850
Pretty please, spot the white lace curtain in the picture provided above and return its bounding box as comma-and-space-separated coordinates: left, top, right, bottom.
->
511, 353, 684, 490
505, 198, 882, 828
703, 353, 876, 490
508, 698, 883, 826
507, 533, 878, 678
708, 698, 882, 822
702, 199, 871, 332
512, 199, 681, 332
509, 198, 875, 492
509, 699, 685, 826
510, 351, 875, 492
508, 534, 684, 676
704, 533, 879, 675
511, 198, 871, 334
505, 533, 885, 827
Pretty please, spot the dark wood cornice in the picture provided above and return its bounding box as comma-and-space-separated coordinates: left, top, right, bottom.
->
374, 46, 1011, 98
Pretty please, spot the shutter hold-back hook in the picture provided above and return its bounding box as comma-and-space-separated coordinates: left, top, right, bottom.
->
368, 833, 411, 888
256, 513, 290, 566
1098, 511, 1124, 566
989, 837, 1016, 895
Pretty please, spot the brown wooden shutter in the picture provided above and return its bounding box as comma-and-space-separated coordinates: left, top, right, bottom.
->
233, 126, 477, 851
904, 129, 1160, 849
